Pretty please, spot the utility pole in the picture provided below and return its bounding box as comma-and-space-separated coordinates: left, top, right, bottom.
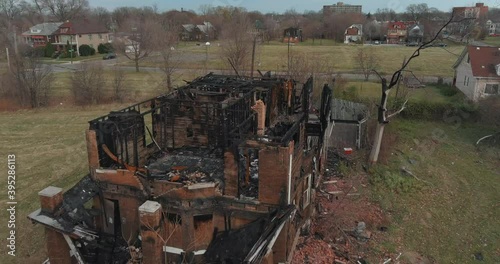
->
13, 26, 18, 55
205, 41, 210, 74
250, 34, 257, 78
6, 47, 11, 72
287, 32, 291, 77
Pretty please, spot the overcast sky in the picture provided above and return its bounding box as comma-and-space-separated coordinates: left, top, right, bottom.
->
88, 0, 500, 13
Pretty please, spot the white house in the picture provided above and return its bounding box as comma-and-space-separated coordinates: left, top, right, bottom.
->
344, 24, 363, 44
453, 45, 500, 101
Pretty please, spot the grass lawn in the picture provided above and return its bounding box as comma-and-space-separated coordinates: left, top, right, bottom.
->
483, 36, 500, 46
341, 80, 458, 104
119, 42, 464, 77
0, 105, 129, 263
50, 69, 201, 99
369, 119, 500, 263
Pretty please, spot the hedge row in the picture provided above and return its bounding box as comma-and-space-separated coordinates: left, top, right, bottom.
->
399, 100, 479, 121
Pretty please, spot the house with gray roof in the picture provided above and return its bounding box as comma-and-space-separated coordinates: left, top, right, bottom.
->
181, 22, 216, 41
22, 22, 63, 48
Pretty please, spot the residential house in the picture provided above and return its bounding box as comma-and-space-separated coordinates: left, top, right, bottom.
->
387, 21, 415, 44
53, 19, 110, 55
453, 45, 500, 101
28, 73, 334, 264
486, 20, 500, 36
181, 22, 216, 41
407, 24, 424, 44
344, 24, 363, 43
22, 22, 63, 48
283, 27, 302, 43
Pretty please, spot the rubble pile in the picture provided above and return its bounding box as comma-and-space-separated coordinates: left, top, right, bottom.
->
292, 149, 389, 263
146, 148, 224, 186
165, 169, 212, 185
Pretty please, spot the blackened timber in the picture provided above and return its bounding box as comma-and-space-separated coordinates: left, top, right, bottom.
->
280, 114, 305, 144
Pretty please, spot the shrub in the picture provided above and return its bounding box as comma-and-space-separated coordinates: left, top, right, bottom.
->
71, 63, 105, 105
79, 44, 93, 56
339, 85, 360, 101
22, 46, 45, 57
369, 168, 418, 194
44, 43, 55, 58
98, 43, 113, 54
400, 100, 479, 121
90, 47, 96, 56
436, 84, 459, 97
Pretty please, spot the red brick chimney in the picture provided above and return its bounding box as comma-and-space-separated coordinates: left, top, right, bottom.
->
251, 100, 266, 136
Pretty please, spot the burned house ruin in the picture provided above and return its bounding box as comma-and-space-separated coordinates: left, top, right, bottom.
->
28, 73, 334, 264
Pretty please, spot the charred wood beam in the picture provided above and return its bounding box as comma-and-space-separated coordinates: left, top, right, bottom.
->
280, 114, 305, 144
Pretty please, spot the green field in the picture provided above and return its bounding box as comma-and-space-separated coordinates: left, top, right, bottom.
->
0, 105, 129, 263
369, 119, 500, 263
483, 36, 500, 46
49, 69, 202, 100
116, 42, 465, 78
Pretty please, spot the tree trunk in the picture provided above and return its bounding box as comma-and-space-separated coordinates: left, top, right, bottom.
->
166, 73, 172, 91
369, 123, 385, 164
135, 59, 140, 72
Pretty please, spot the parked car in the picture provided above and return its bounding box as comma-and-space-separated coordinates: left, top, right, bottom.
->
432, 42, 448, 47
406, 42, 419, 46
103, 53, 117, 60
374, 40, 380, 45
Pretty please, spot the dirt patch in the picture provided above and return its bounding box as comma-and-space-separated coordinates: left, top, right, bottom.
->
401, 251, 434, 264
293, 150, 391, 263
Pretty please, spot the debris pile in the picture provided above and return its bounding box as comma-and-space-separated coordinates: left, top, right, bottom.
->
293, 149, 388, 263
147, 148, 224, 186
165, 169, 211, 184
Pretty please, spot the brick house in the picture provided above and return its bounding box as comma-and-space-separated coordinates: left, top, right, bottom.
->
452, 3, 488, 19
53, 19, 110, 55
453, 45, 500, 101
28, 74, 334, 264
22, 22, 63, 48
387, 21, 415, 44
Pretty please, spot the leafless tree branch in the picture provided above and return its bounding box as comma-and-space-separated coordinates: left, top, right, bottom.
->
387, 99, 408, 119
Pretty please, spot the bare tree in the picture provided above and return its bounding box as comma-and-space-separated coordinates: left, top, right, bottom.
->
324, 13, 365, 42
405, 3, 430, 21
368, 13, 468, 164
112, 65, 127, 103
71, 63, 105, 105
262, 15, 279, 43
90, 6, 111, 29
0, 0, 20, 21
158, 31, 180, 91
219, 10, 253, 73
355, 47, 379, 81
114, 18, 158, 72
6, 53, 54, 108
374, 8, 398, 21
33, 0, 89, 21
